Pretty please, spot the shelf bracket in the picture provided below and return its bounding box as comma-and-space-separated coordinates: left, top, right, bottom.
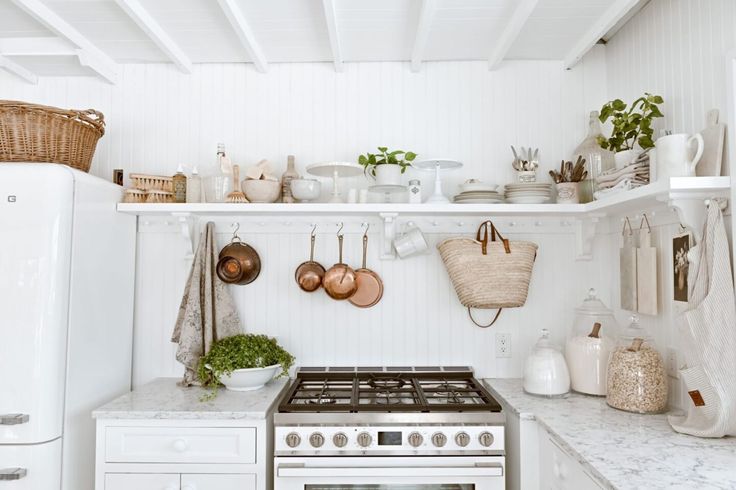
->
665, 194, 728, 242
574, 216, 598, 261
379, 212, 399, 260
171, 212, 195, 260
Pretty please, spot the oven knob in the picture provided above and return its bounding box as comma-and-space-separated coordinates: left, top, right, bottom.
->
479, 431, 495, 447
357, 432, 372, 447
455, 431, 471, 447
431, 432, 447, 447
408, 432, 424, 447
333, 432, 348, 448
309, 432, 325, 448
285, 432, 301, 448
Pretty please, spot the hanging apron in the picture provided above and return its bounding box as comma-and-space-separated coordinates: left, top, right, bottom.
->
668, 204, 736, 437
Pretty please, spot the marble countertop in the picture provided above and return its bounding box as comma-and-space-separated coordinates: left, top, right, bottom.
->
483, 378, 736, 490
93, 377, 290, 420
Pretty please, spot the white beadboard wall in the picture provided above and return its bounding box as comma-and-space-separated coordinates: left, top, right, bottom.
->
0, 54, 612, 385
605, 0, 736, 167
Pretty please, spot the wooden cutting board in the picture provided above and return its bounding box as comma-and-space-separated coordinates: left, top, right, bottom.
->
696, 109, 725, 177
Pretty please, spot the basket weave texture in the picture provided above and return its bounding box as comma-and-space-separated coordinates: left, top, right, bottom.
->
0, 100, 105, 173
438, 223, 537, 309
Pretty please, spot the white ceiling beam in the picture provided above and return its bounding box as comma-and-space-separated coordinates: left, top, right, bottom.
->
321, 0, 343, 72
114, 0, 192, 74
410, 0, 437, 73
216, 0, 268, 73
9, 0, 118, 83
0, 37, 76, 56
0, 55, 38, 84
488, 0, 538, 71
563, 0, 640, 70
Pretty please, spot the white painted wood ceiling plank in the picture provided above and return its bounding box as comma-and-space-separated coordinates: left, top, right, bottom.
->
216, 0, 268, 72
322, 0, 343, 71
410, 0, 437, 72
488, 0, 538, 70
0, 53, 38, 83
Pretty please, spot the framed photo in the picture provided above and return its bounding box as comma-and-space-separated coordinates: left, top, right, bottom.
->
673, 231, 692, 304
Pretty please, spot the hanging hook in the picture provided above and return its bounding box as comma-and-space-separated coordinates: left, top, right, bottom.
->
362, 222, 370, 238
336, 222, 344, 237
231, 222, 242, 243
310, 223, 317, 237
639, 213, 651, 233
622, 217, 633, 236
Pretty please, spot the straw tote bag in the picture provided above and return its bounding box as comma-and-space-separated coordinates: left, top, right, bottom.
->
438, 220, 538, 327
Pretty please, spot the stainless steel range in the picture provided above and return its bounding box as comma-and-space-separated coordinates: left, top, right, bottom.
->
274, 366, 505, 490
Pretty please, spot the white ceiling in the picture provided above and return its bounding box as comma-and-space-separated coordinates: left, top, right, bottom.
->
0, 0, 648, 83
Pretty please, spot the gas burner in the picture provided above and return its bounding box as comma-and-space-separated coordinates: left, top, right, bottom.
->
368, 375, 406, 390
431, 390, 465, 404
308, 396, 337, 405
374, 391, 402, 405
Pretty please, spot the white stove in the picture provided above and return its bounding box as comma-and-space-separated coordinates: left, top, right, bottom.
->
274, 366, 506, 490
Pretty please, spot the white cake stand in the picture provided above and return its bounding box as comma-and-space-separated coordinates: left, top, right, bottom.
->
412, 159, 463, 203
368, 184, 407, 203
307, 162, 364, 203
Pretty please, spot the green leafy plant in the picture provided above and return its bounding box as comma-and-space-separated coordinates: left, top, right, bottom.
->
597, 93, 664, 152
197, 334, 294, 399
358, 147, 417, 176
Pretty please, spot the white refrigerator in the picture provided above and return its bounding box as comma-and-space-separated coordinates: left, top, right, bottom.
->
0, 164, 136, 489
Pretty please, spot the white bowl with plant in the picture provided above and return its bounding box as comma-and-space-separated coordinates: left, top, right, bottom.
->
358, 147, 417, 186
198, 334, 294, 395
597, 93, 663, 169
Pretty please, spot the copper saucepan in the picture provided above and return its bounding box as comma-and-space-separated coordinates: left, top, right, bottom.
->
323, 224, 358, 300
216, 225, 261, 285
349, 224, 383, 308
295, 226, 325, 292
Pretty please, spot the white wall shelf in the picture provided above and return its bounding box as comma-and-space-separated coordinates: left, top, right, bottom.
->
119, 176, 730, 260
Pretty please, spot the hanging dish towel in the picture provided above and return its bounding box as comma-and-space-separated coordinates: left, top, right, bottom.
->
171, 222, 242, 386
669, 204, 736, 437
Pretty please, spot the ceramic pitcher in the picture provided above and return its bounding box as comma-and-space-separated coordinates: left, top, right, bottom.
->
656, 133, 704, 180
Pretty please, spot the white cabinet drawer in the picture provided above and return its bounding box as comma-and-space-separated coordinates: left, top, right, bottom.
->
539, 428, 603, 490
105, 426, 256, 464
181, 473, 256, 490
105, 473, 180, 490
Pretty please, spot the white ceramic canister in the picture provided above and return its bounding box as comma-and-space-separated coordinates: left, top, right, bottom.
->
565, 322, 614, 395
523, 329, 570, 397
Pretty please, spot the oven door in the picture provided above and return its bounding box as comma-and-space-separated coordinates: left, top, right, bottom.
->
275, 456, 505, 490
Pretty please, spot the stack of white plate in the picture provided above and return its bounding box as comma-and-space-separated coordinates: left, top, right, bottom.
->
453, 182, 503, 203
504, 183, 552, 204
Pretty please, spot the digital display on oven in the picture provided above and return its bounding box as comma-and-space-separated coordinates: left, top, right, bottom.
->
377, 431, 402, 446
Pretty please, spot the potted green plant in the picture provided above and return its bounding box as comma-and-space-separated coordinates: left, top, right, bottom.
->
358, 147, 417, 186
198, 334, 294, 397
597, 93, 663, 169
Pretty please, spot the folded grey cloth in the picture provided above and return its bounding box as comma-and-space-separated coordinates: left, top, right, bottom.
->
171, 222, 242, 386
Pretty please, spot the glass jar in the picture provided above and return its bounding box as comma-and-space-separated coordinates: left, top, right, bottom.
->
203, 143, 232, 203
565, 289, 618, 396
572, 111, 615, 201
523, 329, 570, 397
606, 315, 668, 413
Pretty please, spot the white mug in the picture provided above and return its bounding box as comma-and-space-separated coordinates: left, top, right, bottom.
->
393, 223, 428, 258
656, 133, 704, 180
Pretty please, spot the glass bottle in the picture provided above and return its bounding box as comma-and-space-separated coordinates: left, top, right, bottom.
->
203, 143, 232, 203
606, 315, 668, 413
172, 164, 187, 203
573, 111, 615, 202
186, 166, 202, 203
281, 155, 300, 203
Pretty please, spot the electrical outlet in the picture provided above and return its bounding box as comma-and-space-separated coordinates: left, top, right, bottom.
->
495, 333, 511, 358
666, 347, 680, 378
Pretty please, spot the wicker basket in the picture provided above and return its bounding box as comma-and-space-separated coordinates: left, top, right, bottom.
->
438, 220, 538, 327
0, 100, 105, 173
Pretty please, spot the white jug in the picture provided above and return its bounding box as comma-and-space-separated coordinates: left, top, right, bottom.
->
656, 133, 704, 181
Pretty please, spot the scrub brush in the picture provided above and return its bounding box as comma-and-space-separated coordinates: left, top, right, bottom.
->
226, 165, 248, 203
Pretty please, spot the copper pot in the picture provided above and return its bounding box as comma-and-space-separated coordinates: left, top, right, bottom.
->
349, 230, 383, 308
295, 232, 325, 292
323, 233, 357, 300
216, 239, 261, 285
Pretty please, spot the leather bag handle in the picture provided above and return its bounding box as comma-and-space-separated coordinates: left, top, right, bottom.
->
468, 307, 503, 328
475, 220, 511, 255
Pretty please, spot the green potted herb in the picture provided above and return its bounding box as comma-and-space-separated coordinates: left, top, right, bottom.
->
597, 93, 663, 169
358, 147, 417, 186
198, 334, 294, 397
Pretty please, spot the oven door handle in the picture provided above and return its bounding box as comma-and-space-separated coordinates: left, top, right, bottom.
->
277, 462, 503, 478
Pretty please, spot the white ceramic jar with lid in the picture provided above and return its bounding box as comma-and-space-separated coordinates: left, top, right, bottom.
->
523, 329, 570, 397
565, 289, 618, 396
606, 315, 668, 414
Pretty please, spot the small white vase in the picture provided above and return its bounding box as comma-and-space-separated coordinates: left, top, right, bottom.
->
373, 164, 403, 185
614, 149, 640, 169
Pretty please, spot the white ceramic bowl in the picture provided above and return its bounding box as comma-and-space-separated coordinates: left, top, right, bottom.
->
219, 364, 281, 391
242, 179, 281, 203
290, 179, 321, 202
460, 180, 499, 193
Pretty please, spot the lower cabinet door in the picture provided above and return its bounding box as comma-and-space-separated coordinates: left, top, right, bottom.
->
181, 473, 256, 490
105, 473, 180, 490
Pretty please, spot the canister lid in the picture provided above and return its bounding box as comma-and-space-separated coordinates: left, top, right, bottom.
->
575, 288, 613, 316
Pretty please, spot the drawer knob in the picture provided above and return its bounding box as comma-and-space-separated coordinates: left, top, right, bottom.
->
172, 439, 188, 452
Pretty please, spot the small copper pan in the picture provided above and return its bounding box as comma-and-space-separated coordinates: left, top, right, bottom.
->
349, 224, 383, 308
295, 226, 325, 292
323, 224, 358, 300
